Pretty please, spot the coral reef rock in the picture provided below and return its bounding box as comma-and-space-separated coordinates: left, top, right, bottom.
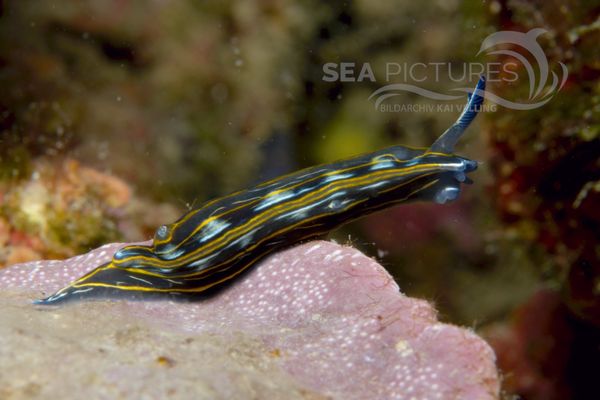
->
0, 241, 499, 399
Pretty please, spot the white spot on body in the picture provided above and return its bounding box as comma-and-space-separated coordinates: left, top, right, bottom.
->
201, 219, 231, 242
322, 173, 353, 183
160, 248, 185, 261
274, 192, 346, 222
370, 160, 395, 170
128, 275, 153, 286
254, 190, 295, 211
360, 181, 388, 191
70, 287, 94, 295
188, 251, 219, 268
235, 231, 255, 249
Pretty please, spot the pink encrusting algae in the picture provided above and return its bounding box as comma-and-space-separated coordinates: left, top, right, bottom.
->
0, 240, 500, 399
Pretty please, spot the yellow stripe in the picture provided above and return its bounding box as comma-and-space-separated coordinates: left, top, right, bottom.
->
116, 171, 439, 280
72, 176, 439, 291
153, 152, 449, 248
117, 163, 443, 269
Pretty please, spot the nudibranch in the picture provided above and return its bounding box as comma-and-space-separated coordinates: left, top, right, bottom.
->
35, 76, 486, 304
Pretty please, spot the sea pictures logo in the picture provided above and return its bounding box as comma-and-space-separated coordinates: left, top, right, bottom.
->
322, 29, 568, 111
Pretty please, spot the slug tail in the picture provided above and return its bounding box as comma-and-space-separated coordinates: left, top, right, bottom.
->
33, 286, 73, 305
429, 75, 486, 154
33, 261, 115, 305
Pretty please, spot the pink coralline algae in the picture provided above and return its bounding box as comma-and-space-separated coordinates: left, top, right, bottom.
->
0, 241, 499, 399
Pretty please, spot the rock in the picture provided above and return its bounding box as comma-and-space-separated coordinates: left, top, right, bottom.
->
0, 241, 499, 399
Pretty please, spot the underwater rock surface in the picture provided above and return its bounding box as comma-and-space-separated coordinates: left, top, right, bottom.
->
0, 241, 499, 399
